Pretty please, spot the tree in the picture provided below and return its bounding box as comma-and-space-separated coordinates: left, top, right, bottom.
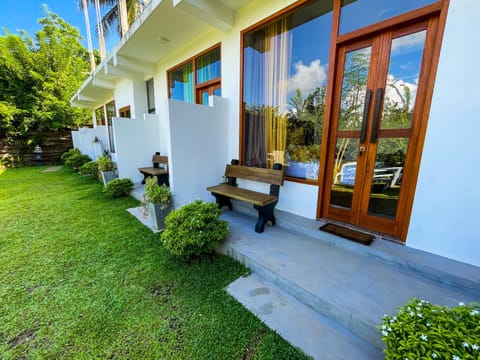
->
0, 6, 91, 147
79, 0, 149, 39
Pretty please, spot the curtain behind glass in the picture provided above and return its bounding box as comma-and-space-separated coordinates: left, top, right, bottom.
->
196, 48, 220, 85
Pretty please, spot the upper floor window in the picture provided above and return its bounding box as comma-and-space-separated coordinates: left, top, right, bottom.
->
168, 45, 221, 105
146, 78, 155, 114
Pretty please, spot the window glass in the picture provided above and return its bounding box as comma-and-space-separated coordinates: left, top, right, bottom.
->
168, 63, 194, 103
95, 106, 106, 126
196, 48, 220, 85
106, 101, 116, 153
119, 106, 131, 118
242, 0, 333, 181
146, 78, 155, 114
339, 0, 439, 35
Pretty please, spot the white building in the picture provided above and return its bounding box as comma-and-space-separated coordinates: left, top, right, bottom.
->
71, 0, 480, 267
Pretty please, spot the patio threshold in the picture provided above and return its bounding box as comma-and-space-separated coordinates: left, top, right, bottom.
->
218, 202, 480, 359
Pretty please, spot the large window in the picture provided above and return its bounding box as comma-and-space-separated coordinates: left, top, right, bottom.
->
146, 78, 155, 114
242, 1, 333, 181
168, 46, 221, 105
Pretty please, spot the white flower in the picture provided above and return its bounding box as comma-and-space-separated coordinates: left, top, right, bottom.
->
471, 309, 479, 316
381, 324, 387, 330
432, 353, 438, 359
463, 342, 469, 348
382, 330, 388, 337
472, 344, 479, 350
410, 311, 415, 317
426, 322, 431, 327
417, 312, 423, 317
387, 327, 392, 332
452, 356, 460, 360
458, 302, 465, 306
420, 334, 428, 341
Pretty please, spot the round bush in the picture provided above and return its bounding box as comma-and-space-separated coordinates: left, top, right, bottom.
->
60, 148, 81, 163
160, 200, 229, 257
65, 153, 92, 170
103, 178, 134, 198
79, 161, 99, 179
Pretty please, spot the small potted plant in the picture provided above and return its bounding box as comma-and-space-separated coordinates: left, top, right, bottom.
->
97, 154, 116, 185
144, 176, 173, 230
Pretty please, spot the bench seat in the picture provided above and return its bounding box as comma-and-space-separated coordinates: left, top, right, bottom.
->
206, 184, 278, 207
138, 154, 169, 185
207, 160, 283, 233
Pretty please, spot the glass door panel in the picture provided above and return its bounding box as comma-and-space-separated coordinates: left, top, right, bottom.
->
329, 45, 372, 211
339, 0, 438, 35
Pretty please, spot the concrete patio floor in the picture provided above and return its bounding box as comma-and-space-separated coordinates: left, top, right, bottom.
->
217, 202, 480, 360
129, 185, 480, 359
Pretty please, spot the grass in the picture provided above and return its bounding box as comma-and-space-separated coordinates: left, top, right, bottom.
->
0, 167, 309, 359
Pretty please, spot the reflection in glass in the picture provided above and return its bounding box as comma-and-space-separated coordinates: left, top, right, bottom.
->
381, 31, 426, 130
338, 47, 371, 131
242, 0, 333, 179
196, 47, 221, 85
169, 63, 194, 103
330, 138, 359, 209
340, 0, 438, 35
367, 138, 408, 218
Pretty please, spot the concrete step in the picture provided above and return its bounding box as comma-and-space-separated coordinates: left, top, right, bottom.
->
227, 273, 383, 360
218, 209, 479, 355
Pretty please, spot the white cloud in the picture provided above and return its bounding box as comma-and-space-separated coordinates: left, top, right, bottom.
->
287, 60, 327, 97
385, 74, 418, 110
391, 31, 426, 55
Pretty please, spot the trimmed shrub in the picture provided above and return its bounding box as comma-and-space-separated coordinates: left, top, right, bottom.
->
160, 200, 229, 257
144, 176, 172, 207
79, 161, 99, 180
379, 298, 480, 359
60, 148, 81, 163
65, 153, 92, 169
103, 178, 133, 198
97, 155, 115, 171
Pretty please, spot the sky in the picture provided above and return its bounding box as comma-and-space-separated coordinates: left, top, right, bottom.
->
0, 1, 118, 52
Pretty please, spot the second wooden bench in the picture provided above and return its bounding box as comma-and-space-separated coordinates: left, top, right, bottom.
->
207, 160, 284, 233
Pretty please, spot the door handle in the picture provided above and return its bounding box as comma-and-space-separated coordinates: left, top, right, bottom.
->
360, 89, 372, 143
371, 88, 384, 143
359, 146, 366, 156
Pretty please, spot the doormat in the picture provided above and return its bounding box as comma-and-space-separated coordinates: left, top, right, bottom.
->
319, 223, 374, 246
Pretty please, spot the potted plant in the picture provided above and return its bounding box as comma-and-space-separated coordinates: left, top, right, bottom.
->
144, 176, 173, 230
286, 144, 320, 180
97, 155, 116, 185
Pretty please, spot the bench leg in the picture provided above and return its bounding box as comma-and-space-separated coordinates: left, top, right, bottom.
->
211, 193, 233, 210
141, 173, 149, 185
254, 203, 277, 233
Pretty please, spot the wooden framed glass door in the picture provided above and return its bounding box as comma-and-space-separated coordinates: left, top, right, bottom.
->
322, 20, 437, 239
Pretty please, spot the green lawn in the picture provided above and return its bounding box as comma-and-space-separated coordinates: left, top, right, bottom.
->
0, 167, 308, 359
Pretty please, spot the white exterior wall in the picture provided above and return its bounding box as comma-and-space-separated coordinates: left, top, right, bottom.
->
167, 96, 229, 208
71, 126, 109, 160
112, 114, 161, 183
407, 0, 480, 267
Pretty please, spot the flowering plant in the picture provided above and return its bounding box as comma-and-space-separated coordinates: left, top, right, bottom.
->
379, 298, 480, 359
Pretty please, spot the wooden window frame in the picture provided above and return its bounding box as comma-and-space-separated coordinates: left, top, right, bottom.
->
146, 78, 155, 114
167, 43, 221, 104
119, 105, 131, 118
239, 0, 447, 190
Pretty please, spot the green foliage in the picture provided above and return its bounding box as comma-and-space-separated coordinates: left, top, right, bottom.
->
379, 298, 480, 359
97, 155, 115, 171
0, 6, 91, 145
65, 153, 92, 169
79, 161, 99, 180
103, 178, 133, 198
60, 148, 81, 162
288, 144, 320, 163
144, 177, 172, 206
161, 200, 229, 257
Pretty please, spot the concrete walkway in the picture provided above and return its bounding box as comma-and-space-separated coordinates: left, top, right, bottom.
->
218, 205, 480, 359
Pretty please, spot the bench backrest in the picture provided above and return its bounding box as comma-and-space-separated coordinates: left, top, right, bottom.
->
225, 164, 284, 186
152, 155, 168, 169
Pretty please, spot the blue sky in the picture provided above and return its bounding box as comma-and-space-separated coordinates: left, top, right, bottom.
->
0, 1, 118, 52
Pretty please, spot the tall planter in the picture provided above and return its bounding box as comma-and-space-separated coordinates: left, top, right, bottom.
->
148, 201, 173, 230
101, 170, 116, 185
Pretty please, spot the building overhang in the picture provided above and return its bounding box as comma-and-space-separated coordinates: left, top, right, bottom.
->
71, 0, 249, 109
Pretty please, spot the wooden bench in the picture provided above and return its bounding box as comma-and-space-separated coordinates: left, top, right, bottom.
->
207, 159, 284, 233
138, 153, 169, 185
